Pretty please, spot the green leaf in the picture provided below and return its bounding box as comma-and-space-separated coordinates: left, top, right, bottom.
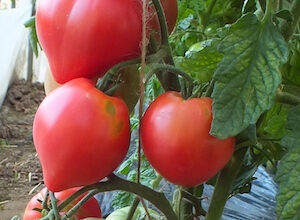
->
276, 146, 300, 219
282, 48, 300, 87
175, 39, 223, 82
280, 105, 300, 149
24, 16, 35, 28
259, 104, 290, 139
274, 10, 293, 22
211, 13, 288, 139
275, 105, 300, 219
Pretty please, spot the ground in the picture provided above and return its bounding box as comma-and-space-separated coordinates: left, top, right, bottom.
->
0, 80, 45, 220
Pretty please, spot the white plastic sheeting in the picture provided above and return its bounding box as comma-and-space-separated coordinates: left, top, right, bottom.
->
0, 0, 48, 108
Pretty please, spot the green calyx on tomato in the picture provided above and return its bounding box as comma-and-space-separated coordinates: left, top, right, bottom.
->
33, 78, 130, 192
141, 91, 235, 187
23, 187, 102, 220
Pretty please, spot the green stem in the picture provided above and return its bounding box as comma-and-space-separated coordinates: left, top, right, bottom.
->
275, 90, 300, 106
62, 190, 98, 220
181, 189, 206, 217
205, 79, 215, 97
146, 63, 194, 86
42, 189, 49, 210
151, 0, 181, 92
262, 0, 273, 24
151, 0, 170, 46
126, 197, 140, 220
205, 148, 247, 220
49, 192, 61, 220
104, 83, 121, 96
179, 188, 193, 220
58, 174, 178, 220
281, 0, 300, 41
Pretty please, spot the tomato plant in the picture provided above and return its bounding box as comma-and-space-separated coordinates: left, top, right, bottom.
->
33, 78, 130, 192
141, 92, 235, 186
18, 0, 300, 219
23, 187, 102, 220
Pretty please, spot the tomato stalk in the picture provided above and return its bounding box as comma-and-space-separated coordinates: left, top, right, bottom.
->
42, 189, 49, 210
275, 90, 300, 106
57, 174, 178, 220
204, 148, 247, 220
126, 197, 140, 220
179, 188, 194, 220
151, 0, 180, 92
180, 189, 206, 217
61, 190, 98, 220
49, 191, 61, 220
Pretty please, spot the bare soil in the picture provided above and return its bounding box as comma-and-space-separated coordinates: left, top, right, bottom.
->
0, 80, 45, 220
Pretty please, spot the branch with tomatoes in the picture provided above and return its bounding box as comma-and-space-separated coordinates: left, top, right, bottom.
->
18, 0, 300, 219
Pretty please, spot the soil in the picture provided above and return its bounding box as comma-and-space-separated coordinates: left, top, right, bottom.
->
0, 80, 45, 220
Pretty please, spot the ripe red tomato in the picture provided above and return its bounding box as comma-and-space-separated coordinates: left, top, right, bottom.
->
141, 92, 235, 187
36, 0, 143, 84
36, 0, 178, 84
33, 78, 130, 192
23, 187, 102, 220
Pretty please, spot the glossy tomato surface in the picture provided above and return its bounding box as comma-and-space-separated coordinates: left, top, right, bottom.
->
33, 78, 130, 192
36, 0, 177, 84
36, 0, 143, 83
141, 92, 235, 187
23, 187, 101, 220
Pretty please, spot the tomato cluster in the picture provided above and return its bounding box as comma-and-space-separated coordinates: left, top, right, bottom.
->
23, 187, 102, 220
25, 0, 235, 218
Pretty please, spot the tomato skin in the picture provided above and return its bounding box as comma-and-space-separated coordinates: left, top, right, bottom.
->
36, 0, 143, 84
23, 187, 102, 220
33, 78, 130, 192
141, 92, 235, 187
36, 0, 177, 84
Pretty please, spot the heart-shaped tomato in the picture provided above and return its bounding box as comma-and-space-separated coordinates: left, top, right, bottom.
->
33, 78, 130, 192
36, 0, 178, 84
36, 0, 143, 84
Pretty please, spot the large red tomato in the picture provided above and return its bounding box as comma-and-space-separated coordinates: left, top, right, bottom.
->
33, 78, 130, 192
36, 0, 178, 84
23, 187, 102, 220
141, 92, 235, 187
36, 0, 143, 84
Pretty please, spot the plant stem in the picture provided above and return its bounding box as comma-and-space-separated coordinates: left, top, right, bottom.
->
179, 188, 193, 220
42, 189, 49, 210
62, 190, 98, 220
58, 174, 178, 220
126, 197, 140, 220
205, 148, 247, 220
49, 191, 61, 220
275, 90, 300, 106
181, 189, 206, 217
202, 0, 218, 31
146, 63, 194, 86
151, 0, 181, 91
281, 0, 300, 41
262, 0, 273, 24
